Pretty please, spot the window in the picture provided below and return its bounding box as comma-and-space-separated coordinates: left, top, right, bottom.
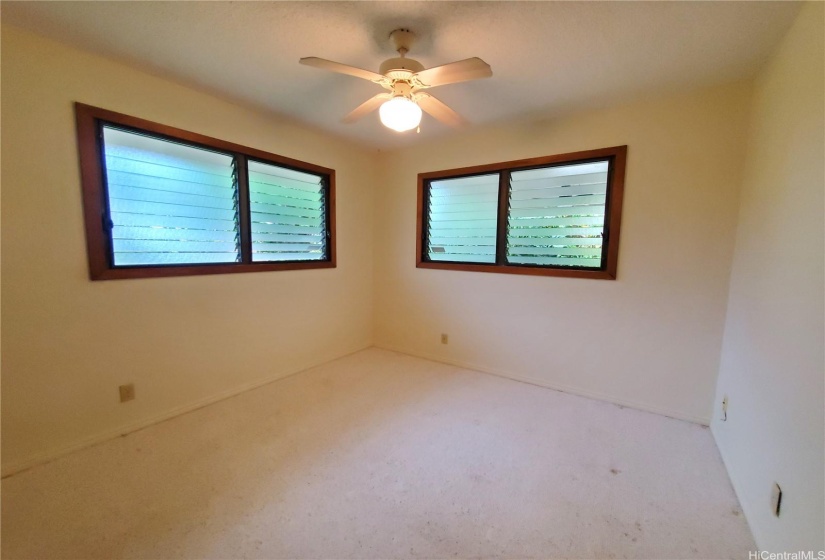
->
417, 146, 626, 279
75, 103, 335, 280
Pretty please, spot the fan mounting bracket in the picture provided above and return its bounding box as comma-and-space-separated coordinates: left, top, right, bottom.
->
389, 29, 416, 56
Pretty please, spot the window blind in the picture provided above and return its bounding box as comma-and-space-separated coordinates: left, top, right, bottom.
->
103, 126, 240, 266
507, 161, 609, 268
247, 160, 327, 262
426, 174, 499, 264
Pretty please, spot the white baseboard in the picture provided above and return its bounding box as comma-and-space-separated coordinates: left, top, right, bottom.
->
375, 343, 711, 426
3, 343, 709, 478
710, 422, 763, 550
1, 344, 372, 478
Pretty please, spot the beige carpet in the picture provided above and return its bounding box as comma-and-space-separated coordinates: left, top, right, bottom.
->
1, 348, 754, 559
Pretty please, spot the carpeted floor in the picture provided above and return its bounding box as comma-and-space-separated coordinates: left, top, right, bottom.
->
1, 348, 755, 559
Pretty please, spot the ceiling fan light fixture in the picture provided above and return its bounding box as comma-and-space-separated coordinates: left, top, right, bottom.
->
379, 96, 422, 132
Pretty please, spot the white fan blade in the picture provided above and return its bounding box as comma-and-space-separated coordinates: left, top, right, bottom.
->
299, 57, 384, 82
414, 57, 492, 88
343, 93, 392, 123
417, 94, 467, 127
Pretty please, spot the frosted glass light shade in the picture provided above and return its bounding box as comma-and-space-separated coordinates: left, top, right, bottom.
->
379, 97, 422, 132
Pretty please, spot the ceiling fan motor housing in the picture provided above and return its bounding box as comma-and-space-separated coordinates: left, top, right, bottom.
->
379, 57, 425, 78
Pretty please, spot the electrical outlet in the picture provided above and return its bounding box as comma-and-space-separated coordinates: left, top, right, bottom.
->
119, 383, 135, 403
771, 483, 782, 517
441, 333, 449, 344
722, 395, 728, 421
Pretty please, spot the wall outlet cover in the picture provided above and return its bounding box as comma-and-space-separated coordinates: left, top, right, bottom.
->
119, 383, 135, 403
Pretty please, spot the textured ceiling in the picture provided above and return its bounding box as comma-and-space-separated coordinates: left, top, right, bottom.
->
1, 1, 801, 150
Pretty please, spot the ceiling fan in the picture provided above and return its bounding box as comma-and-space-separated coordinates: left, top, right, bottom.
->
299, 29, 492, 132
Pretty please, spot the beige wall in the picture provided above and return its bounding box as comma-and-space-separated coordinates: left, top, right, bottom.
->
373, 82, 752, 424
0, 26, 378, 473
712, 3, 825, 552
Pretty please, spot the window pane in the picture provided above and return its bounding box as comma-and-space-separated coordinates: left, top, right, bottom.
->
427, 174, 499, 264
102, 127, 240, 266
248, 160, 327, 262
507, 161, 609, 268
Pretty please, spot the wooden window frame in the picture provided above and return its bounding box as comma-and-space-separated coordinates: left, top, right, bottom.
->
75, 103, 336, 280
416, 146, 626, 280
